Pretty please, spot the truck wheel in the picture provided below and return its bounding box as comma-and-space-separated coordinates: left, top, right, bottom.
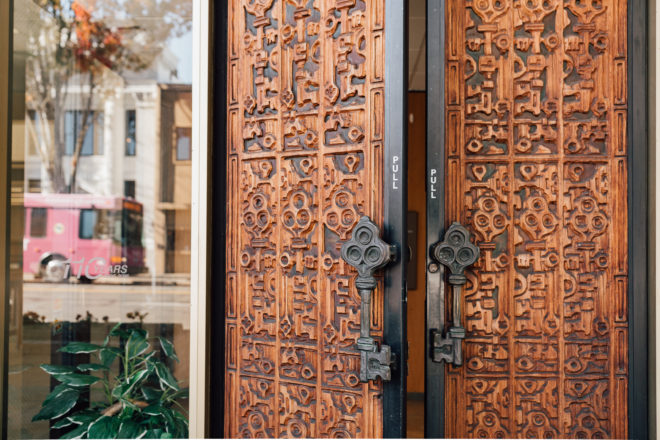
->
42, 257, 68, 283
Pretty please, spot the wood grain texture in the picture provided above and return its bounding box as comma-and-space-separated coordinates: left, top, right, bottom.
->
225, 0, 385, 437
443, 0, 629, 437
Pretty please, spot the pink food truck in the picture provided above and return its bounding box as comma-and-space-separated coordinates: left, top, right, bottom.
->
23, 193, 145, 282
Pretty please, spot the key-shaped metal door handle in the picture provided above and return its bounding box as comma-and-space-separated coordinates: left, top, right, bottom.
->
341, 216, 396, 382
430, 222, 479, 366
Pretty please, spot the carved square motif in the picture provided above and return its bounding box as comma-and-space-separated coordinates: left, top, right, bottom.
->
279, 346, 318, 383
240, 340, 277, 377
323, 109, 366, 148
238, 377, 276, 438
284, 115, 320, 151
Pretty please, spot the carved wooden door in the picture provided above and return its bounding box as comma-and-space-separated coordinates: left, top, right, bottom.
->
223, 0, 406, 438
427, 0, 630, 437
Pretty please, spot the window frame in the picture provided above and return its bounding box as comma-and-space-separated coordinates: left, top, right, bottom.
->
0, 1, 212, 437
188, 0, 211, 437
0, 1, 12, 437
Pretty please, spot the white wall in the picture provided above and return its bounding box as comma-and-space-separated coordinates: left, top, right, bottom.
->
123, 84, 161, 277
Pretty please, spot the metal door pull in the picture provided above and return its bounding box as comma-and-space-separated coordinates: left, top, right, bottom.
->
340, 216, 397, 382
429, 222, 479, 366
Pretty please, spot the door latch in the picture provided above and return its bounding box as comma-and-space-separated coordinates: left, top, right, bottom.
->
430, 222, 479, 366
341, 216, 396, 382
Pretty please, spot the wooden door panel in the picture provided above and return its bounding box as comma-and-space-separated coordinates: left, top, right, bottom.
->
444, 0, 628, 437
225, 0, 385, 437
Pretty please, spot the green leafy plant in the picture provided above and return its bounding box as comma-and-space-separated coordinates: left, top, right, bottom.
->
33, 323, 188, 439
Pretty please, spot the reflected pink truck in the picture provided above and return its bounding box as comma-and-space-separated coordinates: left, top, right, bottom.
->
23, 193, 145, 281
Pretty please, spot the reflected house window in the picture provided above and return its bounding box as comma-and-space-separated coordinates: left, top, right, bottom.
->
29, 208, 47, 238
96, 112, 104, 155
175, 127, 191, 161
26, 110, 42, 156
165, 211, 176, 273
27, 179, 41, 193
124, 180, 136, 199
64, 110, 103, 156
126, 110, 136, 156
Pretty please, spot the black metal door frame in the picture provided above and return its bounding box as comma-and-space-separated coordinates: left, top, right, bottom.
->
384, 0, 409, 437
209, 0, 409, 437
424, 0, 446, 437
209, 0, 227, 437
423, 0, 649, 437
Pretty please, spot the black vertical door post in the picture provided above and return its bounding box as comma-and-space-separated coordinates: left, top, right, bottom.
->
209, 0, 228, 437
384, 0, 408, 437
425, 0, 446, 437
627, 0, 649, 437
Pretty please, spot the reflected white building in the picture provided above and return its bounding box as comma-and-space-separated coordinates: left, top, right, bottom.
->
19, 49, 191, 276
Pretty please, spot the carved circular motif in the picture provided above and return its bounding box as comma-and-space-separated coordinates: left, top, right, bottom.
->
301, 365, 314, 381
286, 420, 307, 438
532, 412, 547, 427
346, 373, 360, 388
342, 210, 355, 227
282, 189, 313, 237
248, 413, 265, 430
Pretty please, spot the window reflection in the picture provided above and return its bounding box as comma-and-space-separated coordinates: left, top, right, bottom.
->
64, 111, 101, 156
29, 207, 47, 238
9, 0, 193, 438
175, 127, 191, 161
125, 110, 137, 156
78, 209, 113, 241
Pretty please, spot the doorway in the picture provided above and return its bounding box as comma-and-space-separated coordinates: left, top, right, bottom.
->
419, 0, 649, 437
406, 91, 427, 438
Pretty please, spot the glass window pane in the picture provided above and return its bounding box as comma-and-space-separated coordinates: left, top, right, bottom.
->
125, 110, 136, 156
27, 110, 40, 156
95, 112, 104, 155
9, 1, 194, 437
79, 209, 96, 239
124, 180, 136, 199
175, 127, 191, 161
64, 111, 75, 156
29, 208, 47, 238
79, 112, 94, 156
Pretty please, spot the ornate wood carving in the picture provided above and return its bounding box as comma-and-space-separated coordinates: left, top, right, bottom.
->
225, 0, 385, 437
444, 0, 628, 437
